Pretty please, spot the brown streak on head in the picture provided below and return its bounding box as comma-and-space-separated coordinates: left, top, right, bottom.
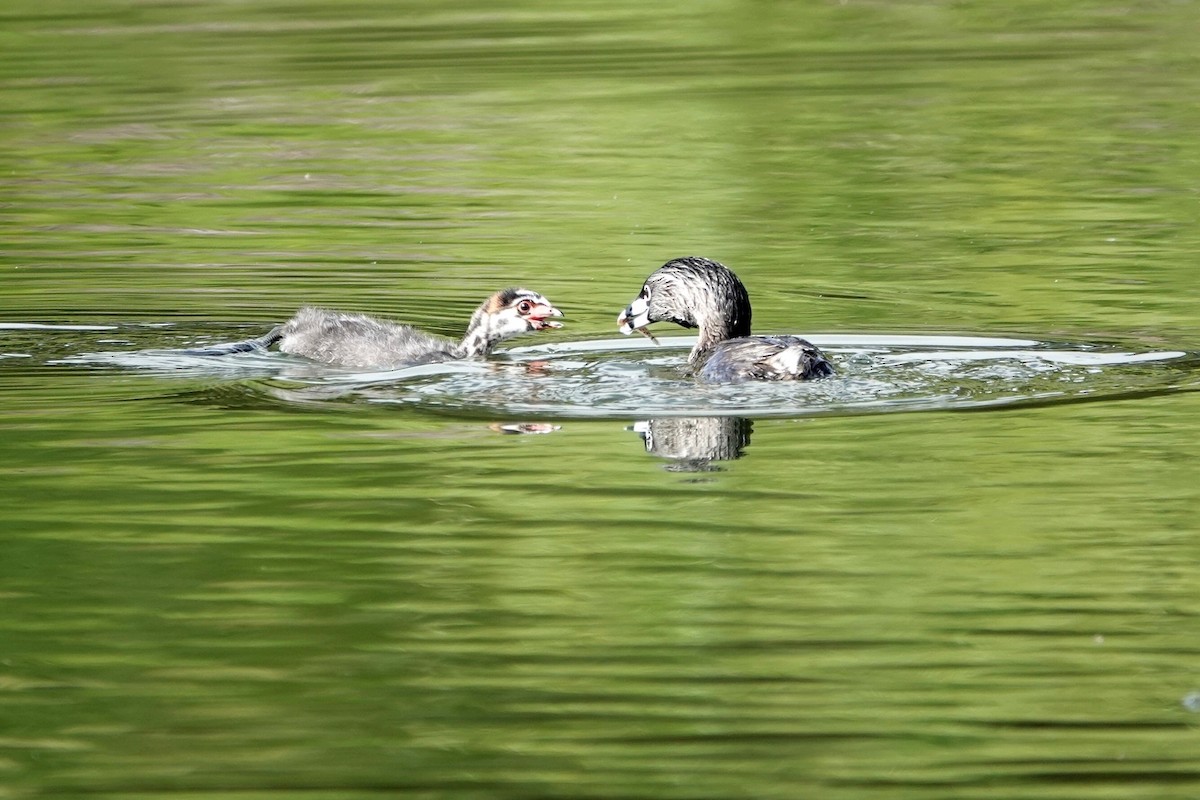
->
483, 291, 505, 315
490, 288, 532, 314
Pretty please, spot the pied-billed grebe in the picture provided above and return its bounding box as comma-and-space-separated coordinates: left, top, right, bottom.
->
192, 288, 563, 370
617, 257, 833, 382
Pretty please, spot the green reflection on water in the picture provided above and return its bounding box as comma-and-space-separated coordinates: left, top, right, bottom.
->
2, 396, 1200, 797
3, 0, 1200, 797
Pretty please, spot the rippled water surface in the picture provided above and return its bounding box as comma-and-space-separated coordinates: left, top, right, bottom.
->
4, 1, 1200, 798
38, 325, 1200, 418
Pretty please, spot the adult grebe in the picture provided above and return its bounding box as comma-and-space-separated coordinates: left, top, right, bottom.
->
617, 257, 832, 382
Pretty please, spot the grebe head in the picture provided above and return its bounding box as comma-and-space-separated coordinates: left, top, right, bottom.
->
461, 288, 564, 357
617, 257, 751, 359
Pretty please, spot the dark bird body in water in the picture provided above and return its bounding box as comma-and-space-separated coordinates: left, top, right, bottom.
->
189, 288, 563, 370
616, 257, 833, 382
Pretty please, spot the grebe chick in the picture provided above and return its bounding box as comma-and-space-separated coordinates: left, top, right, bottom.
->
616, 257, 833, 382
194, 288, 563, 370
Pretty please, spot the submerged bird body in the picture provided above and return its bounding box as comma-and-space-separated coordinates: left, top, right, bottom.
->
192, 288, 563, 369
277, 307, 461, 368
699, 334, 833, 382
617, 257, 833, 382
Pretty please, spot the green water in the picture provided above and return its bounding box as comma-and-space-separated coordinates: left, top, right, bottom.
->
3, 1, 1200, 797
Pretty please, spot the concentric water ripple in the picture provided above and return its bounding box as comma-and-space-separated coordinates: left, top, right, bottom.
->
31, 324, 1197, 419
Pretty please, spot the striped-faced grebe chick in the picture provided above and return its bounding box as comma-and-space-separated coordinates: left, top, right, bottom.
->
194, 288, 563, 369
616, 257, 833, 382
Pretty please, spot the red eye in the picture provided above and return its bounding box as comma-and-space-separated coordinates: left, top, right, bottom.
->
517, 300, 534, 315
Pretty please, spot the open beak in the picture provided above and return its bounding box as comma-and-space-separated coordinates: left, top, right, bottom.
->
617, 295, 651, 336
526, 303, 564, 331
